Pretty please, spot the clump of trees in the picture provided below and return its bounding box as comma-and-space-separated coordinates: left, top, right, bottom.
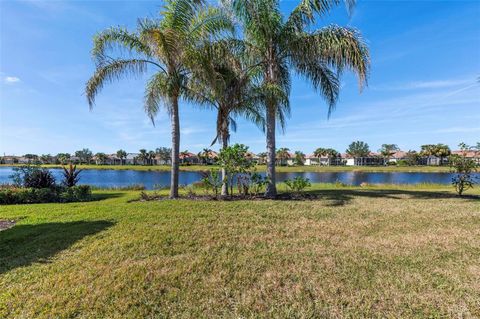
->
85, 0, 370, 199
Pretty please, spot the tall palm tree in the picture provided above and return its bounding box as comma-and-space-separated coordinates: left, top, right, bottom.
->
230, 0, 369, 197
190, 40, 265, 194
86, 0, 232, 198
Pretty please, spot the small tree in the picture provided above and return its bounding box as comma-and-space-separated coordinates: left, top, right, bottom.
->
404, 150, 420, 166
346, 141, 370, 158
450, 143, 477, 195
200, 169, 222, 197
217, 144, 252, 196
379, 144, 399, 164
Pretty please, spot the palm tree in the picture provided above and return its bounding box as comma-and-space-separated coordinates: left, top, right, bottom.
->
116, 149, 127, 165
256, 152, 267, 165
294, 151, 305, 166
276, 147, 291, 166
56, 153, 71, 165
95, 152, 108, 165
148, 150, 156, 165
197, 148, 212, 165
379, 144, 399, 164
230, 0, 369, 197
86, 0, 232, 198
190, 42, 265, 194
138, 149, 148, 165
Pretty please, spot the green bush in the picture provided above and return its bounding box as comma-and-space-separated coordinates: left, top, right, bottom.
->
396, 160, 409, 166
11, 165, 56, 188
284, 177, 311, 193
0, 185, 92, 205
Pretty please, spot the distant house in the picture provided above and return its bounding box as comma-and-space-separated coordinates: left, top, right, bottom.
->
179, 152, 199, 164
154, 154, 171, 165
125, 153, 139, 165
1, 156, 19, 164
387, 151, 407, 164
305, 154, 344, 166
205, 151, 218, 165
451, 150, 480, 165
345, 152, 385, 166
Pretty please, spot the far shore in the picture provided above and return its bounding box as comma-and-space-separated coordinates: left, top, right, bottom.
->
0, 163, 453, 173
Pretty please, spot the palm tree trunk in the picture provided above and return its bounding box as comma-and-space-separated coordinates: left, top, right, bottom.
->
170, 95, 180, 199
265, 104, 276, 198
221, 133, 228, 196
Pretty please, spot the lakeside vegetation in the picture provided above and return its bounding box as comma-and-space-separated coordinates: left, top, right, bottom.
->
1, 184, 479, 317
0, 163, 455, 173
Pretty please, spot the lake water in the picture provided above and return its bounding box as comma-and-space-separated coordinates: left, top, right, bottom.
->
0, 167, 476, 189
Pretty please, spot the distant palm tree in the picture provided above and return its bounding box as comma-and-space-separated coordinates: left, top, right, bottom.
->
148, 150, 156, 165
294, 151, 305, 166
198, 148, 213, 165
379, 144, 399, 164
230, 0, 369, 197
86, 0, 232, 198
56, 153, 71, 165
138, 149, 148, 165
116, 149, 127, 165
95, 152, 108, 165
155, 147, 171, 165
276, 148, 291, 166
256, 152, 267, 165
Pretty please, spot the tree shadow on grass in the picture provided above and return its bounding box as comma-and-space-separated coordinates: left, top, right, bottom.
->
0, 220, 114, 274
90, 192, 124, 201
304, 189, 480, 207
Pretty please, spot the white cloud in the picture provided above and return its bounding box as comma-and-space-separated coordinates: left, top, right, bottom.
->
4, 76, 21, 84
372, 78, 475, 91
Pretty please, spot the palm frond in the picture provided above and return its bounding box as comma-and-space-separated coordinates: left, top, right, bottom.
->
91, 27, 153, 63
297, 25, 370, 89
86, 59, 149, 108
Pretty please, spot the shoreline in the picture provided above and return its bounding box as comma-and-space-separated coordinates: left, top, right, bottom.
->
0, 164, 453, 173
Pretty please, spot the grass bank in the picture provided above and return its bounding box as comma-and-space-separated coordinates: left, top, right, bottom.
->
0, 163, 452, 173
1, 184, 479, 317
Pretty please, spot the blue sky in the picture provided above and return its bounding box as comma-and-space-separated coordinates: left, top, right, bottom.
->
1, 0, 479, 156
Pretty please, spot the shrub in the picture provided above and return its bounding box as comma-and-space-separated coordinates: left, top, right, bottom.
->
62, 164, 83, 187
284, 177, 311, 193
396, 160, 409, 166
249, 171, 269, 196
200, 169, 222, 197
10, 165, 56, 188
0, 185, 92, 205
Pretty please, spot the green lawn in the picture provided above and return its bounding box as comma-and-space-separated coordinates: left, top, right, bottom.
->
1, 184, 479, 318
0, 163, 453, 173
